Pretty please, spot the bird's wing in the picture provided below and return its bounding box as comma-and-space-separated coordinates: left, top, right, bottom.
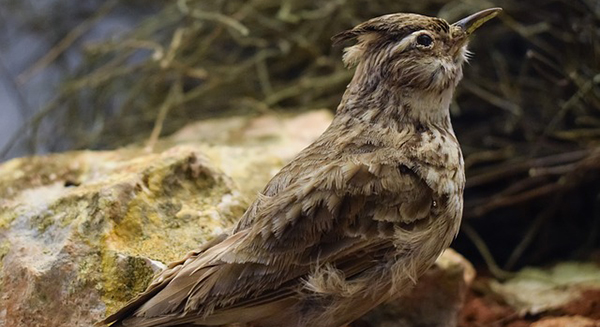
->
103, 149, 434, 327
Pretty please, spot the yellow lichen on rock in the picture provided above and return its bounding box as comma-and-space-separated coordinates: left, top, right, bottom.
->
100, 249, 158, 313
0, 146, 249, 326
0, 111, 333, 327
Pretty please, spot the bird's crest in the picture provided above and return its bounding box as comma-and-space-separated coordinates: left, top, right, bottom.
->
332, 13, 450, 67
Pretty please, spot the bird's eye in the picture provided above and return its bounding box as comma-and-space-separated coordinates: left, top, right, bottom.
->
416, 34, 433, 47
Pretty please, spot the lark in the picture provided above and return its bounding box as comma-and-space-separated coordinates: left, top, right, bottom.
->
102, 8, 501, 327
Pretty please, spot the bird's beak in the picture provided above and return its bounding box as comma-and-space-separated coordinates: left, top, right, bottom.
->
452, 8, 502, 35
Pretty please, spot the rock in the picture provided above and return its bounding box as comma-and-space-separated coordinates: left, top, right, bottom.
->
0, 148, 242, 327
361, 249, 475, 327
167, 110, 334, 200
458, 292, 521, 327
489, 262, 600, 316
530, 316, 600, 327
0, 111, 333, 327
0, 110, 473, 327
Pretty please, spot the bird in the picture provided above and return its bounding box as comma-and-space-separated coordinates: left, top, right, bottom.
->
101, 8, 501, 327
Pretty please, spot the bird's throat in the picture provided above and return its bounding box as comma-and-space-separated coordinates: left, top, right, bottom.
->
336, 77, 455, 129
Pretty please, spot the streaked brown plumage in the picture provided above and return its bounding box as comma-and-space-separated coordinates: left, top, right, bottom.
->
101, 8, 501, 327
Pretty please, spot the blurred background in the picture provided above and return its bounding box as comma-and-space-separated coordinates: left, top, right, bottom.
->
1, 0, 599, 312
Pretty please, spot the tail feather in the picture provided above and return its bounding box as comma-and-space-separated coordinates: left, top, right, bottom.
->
97, 234, 228, 327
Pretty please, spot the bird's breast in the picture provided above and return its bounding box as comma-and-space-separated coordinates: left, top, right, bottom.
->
404, 126, 465, 196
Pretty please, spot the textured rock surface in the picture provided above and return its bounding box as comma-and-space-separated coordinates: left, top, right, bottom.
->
0, 148, 243, 327
0, 110, 472, 327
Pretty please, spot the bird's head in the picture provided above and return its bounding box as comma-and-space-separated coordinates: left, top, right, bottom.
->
333, 8, 501, 93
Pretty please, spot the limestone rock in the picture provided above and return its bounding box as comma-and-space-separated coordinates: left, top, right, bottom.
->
0, 148, 242, 327
0, 110, 473, 327
0, 111, 332, 327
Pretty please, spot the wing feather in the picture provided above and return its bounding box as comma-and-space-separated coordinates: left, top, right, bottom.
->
103, 141, 435, 327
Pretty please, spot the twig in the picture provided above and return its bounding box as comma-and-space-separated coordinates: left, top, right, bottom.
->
526, 50, 569, 86
159, 28, 185, 69
544, 77, 595, 136
187, 7, 249, 36
177, 49, 280, 106
461, 80, 521, 115
464, 147, 514, 170
495, 175, 550, 197
500, 14, 555, 56
264, 70, 353, 106
0, 97, 63, 160
504, 194, 562, 270
145, 79, 182, 152
466, 182, 565, 218
529, 162, 580, 176
466, 149, 591, 188
0, 52, 34, 118
17, 0, 119, 84
461, 222, 514, 280
256, 56, 274, 97
62, 51, 142, 92
466, 149, 600, 218
584, 193, 600, 251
